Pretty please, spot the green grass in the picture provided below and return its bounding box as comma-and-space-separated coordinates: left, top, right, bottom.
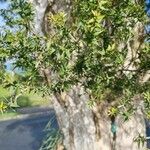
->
0, 111, 19, 120
16, 92, 50, 107
0, 86, 50, 107
0, 86, 12, 99
0, 86, 51, 119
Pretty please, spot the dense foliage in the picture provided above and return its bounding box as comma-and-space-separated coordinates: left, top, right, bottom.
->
0, 0, 150, 119
0, 0, 150, 149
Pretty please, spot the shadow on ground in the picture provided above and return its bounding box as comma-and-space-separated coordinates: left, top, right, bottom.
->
0, 110, 58, 150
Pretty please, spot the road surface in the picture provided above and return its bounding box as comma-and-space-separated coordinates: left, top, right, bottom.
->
0, 111, 58, 150
0, 109, 150, 150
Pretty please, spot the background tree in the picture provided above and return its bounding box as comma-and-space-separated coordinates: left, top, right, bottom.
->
0, 0, 150, 150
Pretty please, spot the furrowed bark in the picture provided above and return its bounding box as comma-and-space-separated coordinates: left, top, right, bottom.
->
116, 96, 146, 150
52, 86, 146, 150
52, 85, 112, 150
117, 21, 146, 150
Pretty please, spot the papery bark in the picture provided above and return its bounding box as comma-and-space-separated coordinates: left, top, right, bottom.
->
53, 86, 146, 150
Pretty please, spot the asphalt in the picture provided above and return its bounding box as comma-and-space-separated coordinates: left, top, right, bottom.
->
146, 120, 150, 149
0, 110, 58, 150
0, 108, 150, 150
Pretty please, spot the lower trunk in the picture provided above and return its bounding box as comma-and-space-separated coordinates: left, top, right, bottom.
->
115, 97, 146, 150
52, 85, 146, 150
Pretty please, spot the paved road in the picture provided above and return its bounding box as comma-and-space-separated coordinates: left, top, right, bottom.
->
1, 110, 150, 150
146, 120, 150, 149
0, 111, 58, 150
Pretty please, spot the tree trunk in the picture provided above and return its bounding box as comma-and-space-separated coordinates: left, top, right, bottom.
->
115, 96, 146, 150
52, 85, 146, 150
30, 1, 146, 149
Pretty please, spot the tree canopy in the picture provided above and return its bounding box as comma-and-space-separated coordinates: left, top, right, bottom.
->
0, 0, 150, 149
0, 0, 149, 115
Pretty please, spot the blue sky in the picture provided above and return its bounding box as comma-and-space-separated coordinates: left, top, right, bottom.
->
0, 2, 7, 26
0, 1, 23, 73
0, 2, 10, 71
0, 1, 148, 73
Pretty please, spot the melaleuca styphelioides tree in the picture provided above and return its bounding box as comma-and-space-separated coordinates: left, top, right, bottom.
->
0, 0, 150, 149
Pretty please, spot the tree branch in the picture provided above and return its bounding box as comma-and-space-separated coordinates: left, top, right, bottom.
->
28, 0, 48, 36
139, 70, 150, 84
122, 22, 145, 75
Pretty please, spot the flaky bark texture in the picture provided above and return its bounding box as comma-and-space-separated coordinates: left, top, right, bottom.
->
116, 96, 146, 150
52, 85, 146, 150
52, 85, 111, 150
31, 1, 146, 150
